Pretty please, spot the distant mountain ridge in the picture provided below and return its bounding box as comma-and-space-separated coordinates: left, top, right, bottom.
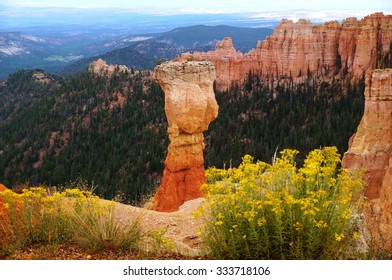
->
145, 25, 273, 52
59, 25, 273, 75
0, 31, 105, 80
60, 47, 155, 75
0, 25, 272, 79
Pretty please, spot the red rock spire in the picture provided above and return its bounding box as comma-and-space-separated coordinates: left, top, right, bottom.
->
153, 61, 219, 212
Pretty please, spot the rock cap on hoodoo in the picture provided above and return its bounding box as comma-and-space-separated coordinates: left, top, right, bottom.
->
155, 60, 218, 135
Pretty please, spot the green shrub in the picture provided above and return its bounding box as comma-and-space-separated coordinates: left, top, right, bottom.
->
197, 147, 365, 259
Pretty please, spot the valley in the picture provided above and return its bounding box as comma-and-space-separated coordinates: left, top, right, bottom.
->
1, 12, 391, 205
0, 23, 273, 80
1, 2, 392, 261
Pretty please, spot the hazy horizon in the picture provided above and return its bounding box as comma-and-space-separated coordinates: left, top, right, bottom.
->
2, 0, 390, 13
1, 0, 391, 34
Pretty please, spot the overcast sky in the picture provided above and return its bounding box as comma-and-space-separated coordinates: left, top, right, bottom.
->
1, 0, 390, 31
2, 0, 391, 13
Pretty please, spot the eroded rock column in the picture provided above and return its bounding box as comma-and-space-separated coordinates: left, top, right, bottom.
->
342, 69, 392, 250
153, 61, 218, 212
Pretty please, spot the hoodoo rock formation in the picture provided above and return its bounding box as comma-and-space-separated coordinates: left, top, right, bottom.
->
342, 69, 392, 249
88, 59, 130, 76
179, 13, 392, 91
153, 61, 218, 212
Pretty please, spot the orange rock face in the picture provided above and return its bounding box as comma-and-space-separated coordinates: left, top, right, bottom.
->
153, 61, 219, 212
179, 13, 392, 91
342, 69, 392, 250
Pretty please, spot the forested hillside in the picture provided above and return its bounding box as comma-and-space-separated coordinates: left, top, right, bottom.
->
0, 68, 364, 203
206, 74, 365, 167
0, 69, 167, 202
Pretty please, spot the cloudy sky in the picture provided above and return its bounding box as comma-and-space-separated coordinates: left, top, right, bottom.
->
2, 0, 391, 14
1, 0, 391, 32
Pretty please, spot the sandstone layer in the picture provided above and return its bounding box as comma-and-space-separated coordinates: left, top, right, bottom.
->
342, 69, 392, 249
153, 61, 218, 212
179, 13, 392, 91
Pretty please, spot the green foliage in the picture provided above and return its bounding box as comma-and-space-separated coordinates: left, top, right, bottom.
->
197, 147, 365, 259
0, 69, 59, 122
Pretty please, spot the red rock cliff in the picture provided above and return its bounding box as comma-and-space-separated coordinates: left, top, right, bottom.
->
180, 13, 392, 91
342, 69, 392, 250
153, 61, 219, 212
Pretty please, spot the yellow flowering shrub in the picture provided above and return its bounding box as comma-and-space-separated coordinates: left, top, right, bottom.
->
198, 147, 365, 259
149, 228, 176, 254
0, 187, 142, 256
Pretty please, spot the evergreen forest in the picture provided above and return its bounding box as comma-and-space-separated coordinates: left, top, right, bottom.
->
0, 66, 369, 204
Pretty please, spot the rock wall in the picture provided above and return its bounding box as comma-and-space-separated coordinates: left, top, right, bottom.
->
153, 61, 219, 212
179, 13, 392, 91
342, 69, 392, 249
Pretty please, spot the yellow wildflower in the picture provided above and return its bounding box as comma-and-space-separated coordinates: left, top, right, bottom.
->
244, 208, 257, 222
257, 217, 266, 227
322, 200, 332, 207
294, 221, 303, 232
335, 233, 345, 242
341, 209, 352, 219
215, 221, 223, 226
314, 220, 328, 228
